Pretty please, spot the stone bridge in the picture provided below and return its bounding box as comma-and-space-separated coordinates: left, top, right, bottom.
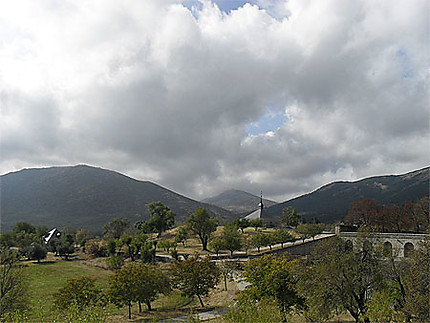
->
336, 226, 428, 258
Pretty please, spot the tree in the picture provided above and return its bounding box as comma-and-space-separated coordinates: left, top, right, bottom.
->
249, 218, 264, 230
272, 229, 293, 248
28, 242, 47, 263
13, 222, 36, 235
295, 223, 322, 242
170, 256, 220, 307
401, 238, 430, 321
221, 224, 242, 257
108, 264, 137, 319
233, 218, 251, 233
75, 228, 91, 249
132, 263, 170, 312
187, 208, 218, 251
250, 232, 266, 252
218, 260, 237, 291
344, 199, 380, 228
209, 237, 225, 256
175, 226, 189, 247
298, 236, 384, 323
119, 232, 134, 260
56, 234, 75, 260
140, 241, 156, 264
281, 206, 300, 228
241, 255, 304, 320
53, 276, 105, 311
85, 239, 107, 258
104, 218, 130, 240
146, 202, 175, 238
0, 248, 29, 320
131, 232, 148, 260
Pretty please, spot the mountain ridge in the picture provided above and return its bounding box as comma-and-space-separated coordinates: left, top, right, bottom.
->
202, 189, 277, 215
263, 166, 429, 223
0, 165, 232, 232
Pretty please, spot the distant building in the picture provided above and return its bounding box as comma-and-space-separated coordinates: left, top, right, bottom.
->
44, 228, 61, 244
244, 192, 264, 220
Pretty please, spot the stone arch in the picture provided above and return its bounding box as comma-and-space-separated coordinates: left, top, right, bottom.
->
383, 241, 393, 257
404, 242, 414, 258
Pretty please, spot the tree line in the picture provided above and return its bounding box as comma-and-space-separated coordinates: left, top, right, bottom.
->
344, 197, 429, 233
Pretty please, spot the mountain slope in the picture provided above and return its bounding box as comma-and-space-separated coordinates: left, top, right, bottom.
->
0, 165, 232, 232
264, 167, 429, 223
202, 189, 277, 215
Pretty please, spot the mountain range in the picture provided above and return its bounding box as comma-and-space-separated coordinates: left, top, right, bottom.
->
0, 165, 231, 232
0, 165, 428, 232
202, 189, 277, 215
263, 166, 429, 223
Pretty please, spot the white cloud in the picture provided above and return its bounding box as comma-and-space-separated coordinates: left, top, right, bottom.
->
0, 0, 428, 202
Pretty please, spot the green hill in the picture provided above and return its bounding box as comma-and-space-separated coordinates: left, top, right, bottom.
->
264, 167, 429, 223
0, 165, 232, 232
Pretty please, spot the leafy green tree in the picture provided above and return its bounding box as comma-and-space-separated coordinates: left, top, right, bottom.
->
140, 241, 156, 264
53, 276, 105, 311
241, 255, 304, 319
298, 236, 384, 323
209, 236, 225, 256
107, 254, 124, 271
56, 234, 75, 260
218, 260, 237, 291
104, 218, 130, 240
187, 208, 218, 251
13, 222, 36, 235
158, 240, 175, 253
0, 233, 15, 248
131, 232, 147, 260
119, 232, 135, 260
281, 206, 300, 228
146, 202, 175, 238
224, 298, 283, 323
249, 218, 264, 230
133, 263, 170, 312
28, 242, 47, 263
85, 239, 107, 258
250, 232, 265, 252
108, 262, 170, 318
295, 223, 322, 242
170, 256, 220, 307
401, 238, 430, 321
0, 248, 29, 320
175, 226, 189, 247
75, 228, 91, 249
108, 264, 137, 319
221, 224, 242, 257
272, 229, 293, 248
233, 218, 251, 233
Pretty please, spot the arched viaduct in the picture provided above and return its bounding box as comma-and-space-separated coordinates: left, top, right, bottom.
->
336, 226, 428, 258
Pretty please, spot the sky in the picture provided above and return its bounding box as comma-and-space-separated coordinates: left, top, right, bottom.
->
0, 0, 429, 202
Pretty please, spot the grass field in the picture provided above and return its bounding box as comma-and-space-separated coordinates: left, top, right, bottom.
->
22, 253, 239, 322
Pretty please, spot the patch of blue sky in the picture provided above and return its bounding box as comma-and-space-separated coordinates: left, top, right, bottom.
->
181, 1, 289, 19
247, 108, 286, 136
181, 1, 255, 14
396, 48, 414, 79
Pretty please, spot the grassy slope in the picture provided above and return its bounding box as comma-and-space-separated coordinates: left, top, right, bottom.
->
23, 252, 238, 322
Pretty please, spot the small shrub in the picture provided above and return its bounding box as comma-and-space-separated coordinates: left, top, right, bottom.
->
107, 254, 124, 271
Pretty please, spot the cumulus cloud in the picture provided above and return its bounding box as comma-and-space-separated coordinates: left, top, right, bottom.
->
0, 0, 428, 202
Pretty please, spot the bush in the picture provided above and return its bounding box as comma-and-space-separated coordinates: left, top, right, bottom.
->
107, 254, 124, 271
223, 298, 283, 323
85, 239, 107, 258
53, 276, 106, 311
